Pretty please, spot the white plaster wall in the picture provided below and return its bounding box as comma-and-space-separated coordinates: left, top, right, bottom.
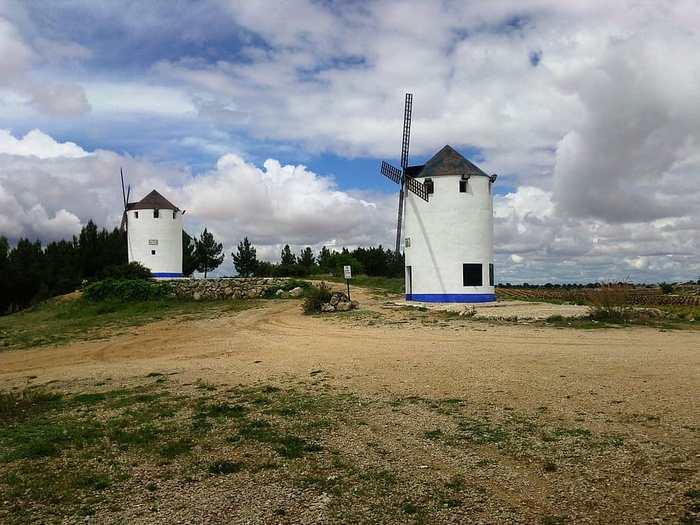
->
404, 174, 494, 300
127, 209, 183, 277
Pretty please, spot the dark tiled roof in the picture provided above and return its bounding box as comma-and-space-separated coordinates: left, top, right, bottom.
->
127, 190, 179, 211
417, 145, 489, 178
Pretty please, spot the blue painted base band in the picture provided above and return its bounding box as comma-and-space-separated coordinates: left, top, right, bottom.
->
407, 293, 495, 303
152, 272, 183, 278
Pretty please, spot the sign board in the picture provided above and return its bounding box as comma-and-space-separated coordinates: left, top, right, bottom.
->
343, 265, 352, 279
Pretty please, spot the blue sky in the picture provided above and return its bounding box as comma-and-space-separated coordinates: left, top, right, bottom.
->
1, 0, 699, 283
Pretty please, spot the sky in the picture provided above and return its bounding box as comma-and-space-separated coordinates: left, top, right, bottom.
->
0, 0, 698, 284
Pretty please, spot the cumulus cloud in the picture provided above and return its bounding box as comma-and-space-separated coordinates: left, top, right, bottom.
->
178, 153, 396, 259
552, 25, 700, 223
0, 128, 396, 265
1, 0, 699, 283
0, 129, 89, 158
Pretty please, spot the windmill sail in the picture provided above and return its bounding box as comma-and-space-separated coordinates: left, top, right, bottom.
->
380, 93, 429, 256
120, 169, 130, 232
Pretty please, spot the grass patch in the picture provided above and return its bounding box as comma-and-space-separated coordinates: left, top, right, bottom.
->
0, 377, 688, 524
310, 274, 404, 296
0, 294, 260, 351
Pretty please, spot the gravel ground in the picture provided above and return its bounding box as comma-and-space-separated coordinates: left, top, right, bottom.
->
0, 288, 698, 524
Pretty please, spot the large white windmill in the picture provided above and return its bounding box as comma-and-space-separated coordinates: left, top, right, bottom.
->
380, 94, 497, 303
120, 171, 183, 278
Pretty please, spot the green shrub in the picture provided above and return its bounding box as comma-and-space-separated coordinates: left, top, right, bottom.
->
302, 282, 332, 314
96, 262, 153, 281
83, 279, 172, 302
659, 282, 674, 294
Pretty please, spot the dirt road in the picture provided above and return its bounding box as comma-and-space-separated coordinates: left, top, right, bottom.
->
1, 289, 697, 424
1, 288, 698, 524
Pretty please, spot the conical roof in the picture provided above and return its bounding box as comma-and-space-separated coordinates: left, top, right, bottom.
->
127, 190, 179, 211
418, 145, 489, 178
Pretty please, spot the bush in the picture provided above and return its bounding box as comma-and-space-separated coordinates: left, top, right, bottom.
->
659, 282, 674, 294
302, 282, 332, 314
96, 262, 152, 281
84, 278, 172, 302
273, 264, 311, 278
587, 282, 632, 322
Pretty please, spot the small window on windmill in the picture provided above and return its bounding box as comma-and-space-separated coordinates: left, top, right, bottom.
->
134, 211, 139, 219
172, 211, 177, 219
153, 209, 160, 219
151, 250, 156, 256
459, 174, 470, 193
424, 178, 434, 194
463, 263, 483, 287
489, 263, 494, 286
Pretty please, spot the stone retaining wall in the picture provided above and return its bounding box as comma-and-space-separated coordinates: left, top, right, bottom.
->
166, 277, 290, 300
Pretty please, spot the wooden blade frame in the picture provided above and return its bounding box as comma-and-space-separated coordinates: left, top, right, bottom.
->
405, 176, 429, 202
401, 94, 412, 169
380, 161, 402, 185
120, 168, 130, 232
380, 93, 429, 258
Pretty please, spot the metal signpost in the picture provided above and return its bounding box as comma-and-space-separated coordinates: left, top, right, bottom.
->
343, 265, 352, 301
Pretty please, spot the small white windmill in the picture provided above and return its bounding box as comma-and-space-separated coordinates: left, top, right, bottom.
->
119, 170, 184, 278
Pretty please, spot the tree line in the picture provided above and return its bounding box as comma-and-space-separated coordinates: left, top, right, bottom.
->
229, 236, 404, 279
1, 224, 403, 315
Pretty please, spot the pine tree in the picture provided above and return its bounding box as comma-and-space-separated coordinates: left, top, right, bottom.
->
298, 247, 316, 270
182, 230, 198, 277
8, 238, 45, 310
0, 236, 11, 314
194, 228, 224, 278
280, 244, 296, 265
232, 237, 258, 277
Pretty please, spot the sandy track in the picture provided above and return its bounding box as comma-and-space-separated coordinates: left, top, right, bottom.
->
2, 288, 699, 524
1, 289, 698, 430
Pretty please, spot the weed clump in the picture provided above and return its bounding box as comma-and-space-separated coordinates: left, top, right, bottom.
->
302, 282, 333, 314
587, 281, 633, 322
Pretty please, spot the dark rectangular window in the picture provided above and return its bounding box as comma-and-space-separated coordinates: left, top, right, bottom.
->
425, 178, 434, 194
173, 211, 177, 219
151, 250, 156, 255
489, 264, 494, 286
459, 179, 467, 193
153, 210, 159, 218
134, 211, 139, 219
463, 263, 482, 286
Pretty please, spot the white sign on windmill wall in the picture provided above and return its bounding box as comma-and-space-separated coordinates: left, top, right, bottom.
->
380, 95, 496, 303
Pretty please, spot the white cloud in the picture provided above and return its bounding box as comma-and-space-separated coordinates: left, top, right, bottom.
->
29, 81, 91, 116
0, 129, 89, 158
0, 1, 699, 283
552, 25, 700, 223
0, 128, 396, 266
178, 153, 396, 259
